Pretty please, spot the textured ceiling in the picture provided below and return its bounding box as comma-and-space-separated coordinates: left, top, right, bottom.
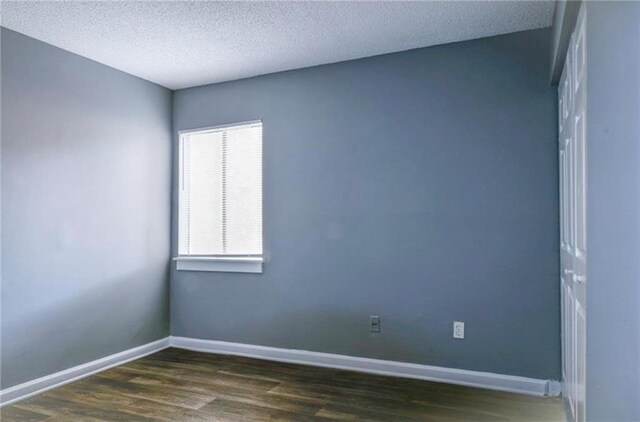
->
0, 1, 554, 90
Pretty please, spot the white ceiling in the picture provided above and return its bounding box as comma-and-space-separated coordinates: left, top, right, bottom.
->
0, 1, 554, 90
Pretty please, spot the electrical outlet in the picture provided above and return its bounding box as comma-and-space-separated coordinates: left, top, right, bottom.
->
370, 315, 380, 333
453, 321, 464, 339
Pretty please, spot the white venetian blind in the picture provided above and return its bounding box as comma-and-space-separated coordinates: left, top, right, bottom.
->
178, 122, 262, 256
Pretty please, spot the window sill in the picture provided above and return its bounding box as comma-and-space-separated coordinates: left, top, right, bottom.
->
173, 256, 263, 273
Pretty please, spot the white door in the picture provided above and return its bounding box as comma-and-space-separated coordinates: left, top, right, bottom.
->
559, 4, 587, 422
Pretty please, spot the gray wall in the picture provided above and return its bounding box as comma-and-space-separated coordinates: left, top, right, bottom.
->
585, 2, 640, 420
1, 28, 172, 389
171, 28, 560, 380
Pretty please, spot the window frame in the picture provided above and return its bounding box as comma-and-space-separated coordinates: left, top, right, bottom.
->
173, 120, 264, 273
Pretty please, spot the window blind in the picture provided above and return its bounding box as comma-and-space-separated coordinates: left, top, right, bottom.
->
178, 122, 262, 256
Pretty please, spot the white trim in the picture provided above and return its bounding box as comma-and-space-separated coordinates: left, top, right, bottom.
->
173, 256, 263, 262
170, 336, 560, 397
0, 337, 170, 407
174, 256, 263, 273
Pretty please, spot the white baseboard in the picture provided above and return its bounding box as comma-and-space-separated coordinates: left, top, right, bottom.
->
171, 336, 561, 397
0, 337, 170, 407
0, 335, 560, 407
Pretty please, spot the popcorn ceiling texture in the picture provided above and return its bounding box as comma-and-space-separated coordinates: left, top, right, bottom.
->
0, 1, 553, 90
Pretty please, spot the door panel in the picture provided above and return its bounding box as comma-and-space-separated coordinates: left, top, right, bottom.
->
566, 284, 576, 418
567, 134, 575, 252
559, 147, 566, 250
575, 302, 586, 422
559, 5, 587, 422
574, 110, 586, 261
572, 3, 587, 309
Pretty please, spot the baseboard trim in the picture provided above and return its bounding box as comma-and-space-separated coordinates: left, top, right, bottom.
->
0, 335, 560, 406
0, 337, 170, 407
171, 336, 560, 397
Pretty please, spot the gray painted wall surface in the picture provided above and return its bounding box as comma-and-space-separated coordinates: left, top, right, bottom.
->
171, 28, 560, 380
585, 2, 640, 420
1, 28, 172, 389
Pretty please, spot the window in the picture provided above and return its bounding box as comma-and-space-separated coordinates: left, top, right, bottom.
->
175, 121, 263, 273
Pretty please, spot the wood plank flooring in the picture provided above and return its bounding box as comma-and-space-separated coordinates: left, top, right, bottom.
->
2, 348, 565, 421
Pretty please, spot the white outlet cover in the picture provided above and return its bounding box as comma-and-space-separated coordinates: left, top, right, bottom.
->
453, 321, 465, 339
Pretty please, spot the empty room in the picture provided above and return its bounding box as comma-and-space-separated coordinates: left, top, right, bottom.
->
1, 1, 639, 421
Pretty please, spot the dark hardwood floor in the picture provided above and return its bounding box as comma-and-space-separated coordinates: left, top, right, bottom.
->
2, 348, 565, 421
